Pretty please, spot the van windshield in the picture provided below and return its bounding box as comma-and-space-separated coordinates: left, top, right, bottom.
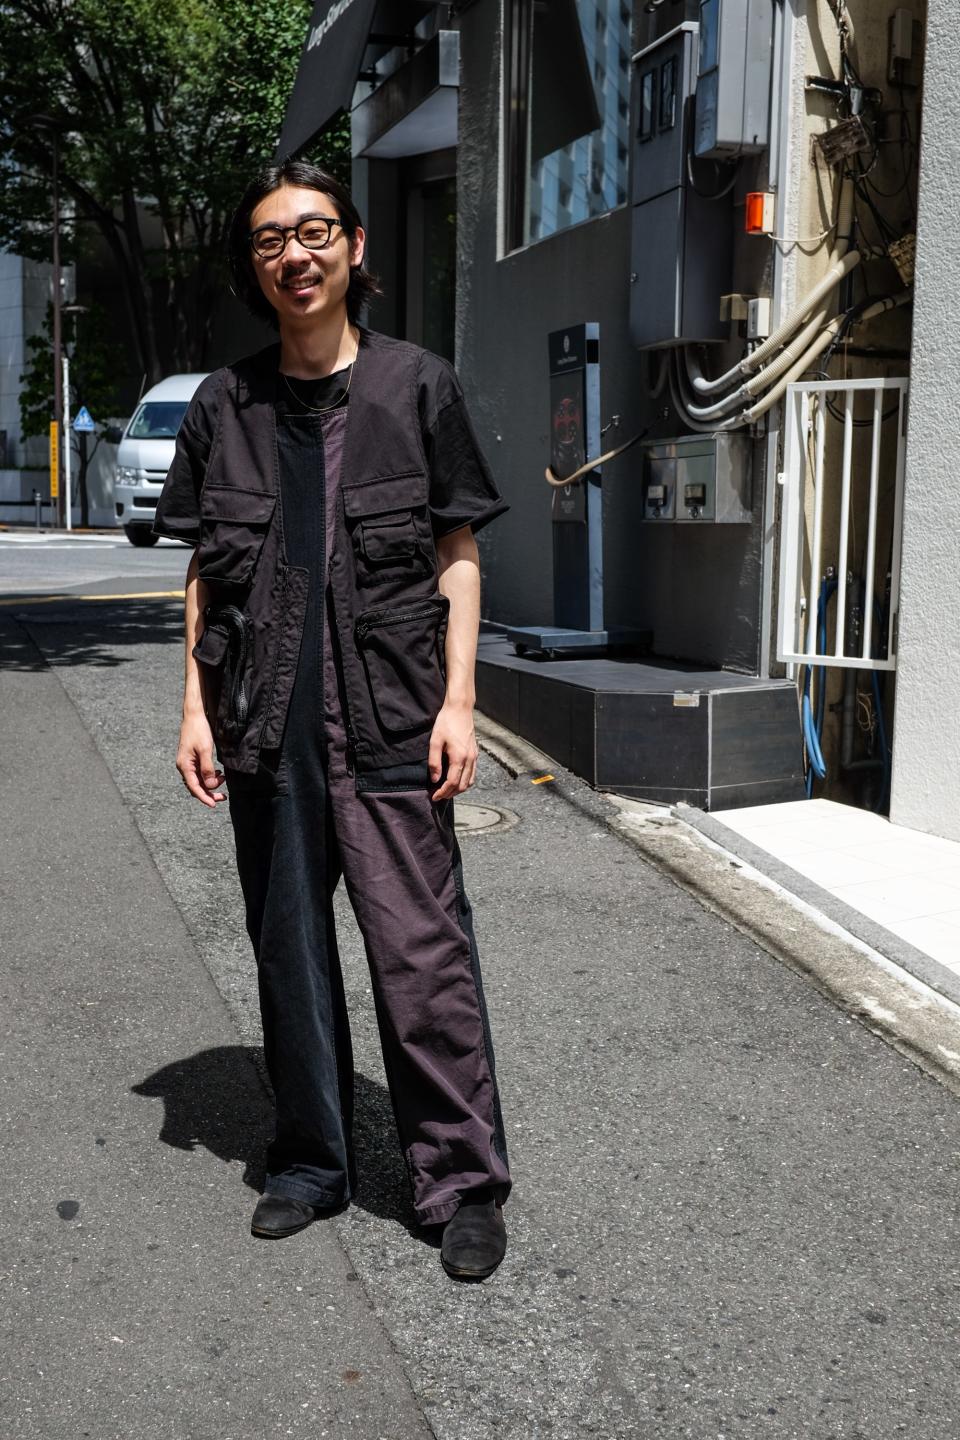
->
126, 401, 188, 440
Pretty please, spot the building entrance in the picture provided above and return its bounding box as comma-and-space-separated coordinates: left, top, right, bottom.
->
401, 153, 456, 363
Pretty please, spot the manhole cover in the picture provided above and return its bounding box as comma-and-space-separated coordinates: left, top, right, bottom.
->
454, 801, 519, 836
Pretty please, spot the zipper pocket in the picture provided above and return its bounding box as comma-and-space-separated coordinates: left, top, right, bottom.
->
355, 596, 448, 643
354, 596, 450, 735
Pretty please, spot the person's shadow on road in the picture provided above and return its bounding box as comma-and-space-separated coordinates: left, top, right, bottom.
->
132, 1045, 418, 1230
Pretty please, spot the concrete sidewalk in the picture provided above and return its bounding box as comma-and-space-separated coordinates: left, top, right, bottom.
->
7, 596, 960, 1438
0, 618, 430, 1440
703, 800, 960, 986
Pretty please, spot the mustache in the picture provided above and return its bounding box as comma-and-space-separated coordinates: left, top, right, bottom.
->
279, 266, 323, 285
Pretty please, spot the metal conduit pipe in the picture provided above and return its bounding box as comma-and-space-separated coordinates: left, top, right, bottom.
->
682, 301, 834, 420
667, 353, 736, 433
690, 180, 857, 396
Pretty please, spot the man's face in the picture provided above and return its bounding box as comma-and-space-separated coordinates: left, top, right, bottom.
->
248, 183, 366, 326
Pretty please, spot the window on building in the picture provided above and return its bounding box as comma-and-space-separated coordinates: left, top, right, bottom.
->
504, 0, 632, 251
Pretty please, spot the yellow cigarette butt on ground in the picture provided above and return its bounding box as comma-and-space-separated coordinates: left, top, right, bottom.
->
531, 774, 555, 785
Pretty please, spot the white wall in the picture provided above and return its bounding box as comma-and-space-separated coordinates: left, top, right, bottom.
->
890, 0, 960, 842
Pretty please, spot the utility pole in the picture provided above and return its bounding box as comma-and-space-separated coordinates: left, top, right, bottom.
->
28, 111, 72, 528
51, 130, 63, 529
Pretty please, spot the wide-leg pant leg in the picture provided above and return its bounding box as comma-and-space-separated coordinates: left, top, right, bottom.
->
323, 715, 512, 1226
226, 758, 357, 1205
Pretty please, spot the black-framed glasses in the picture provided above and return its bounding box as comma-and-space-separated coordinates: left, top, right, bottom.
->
249, 214, 344, 259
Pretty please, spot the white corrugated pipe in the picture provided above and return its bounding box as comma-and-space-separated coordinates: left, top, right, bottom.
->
740, 291, 912, 424
689, 179, 857, 396
681, 303, 834, 421
670, 291, 912, 432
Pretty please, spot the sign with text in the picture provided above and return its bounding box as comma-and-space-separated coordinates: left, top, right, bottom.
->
548, 325, 588, 524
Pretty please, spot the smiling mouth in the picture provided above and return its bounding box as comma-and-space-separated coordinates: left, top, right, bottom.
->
281, 274, 322, 293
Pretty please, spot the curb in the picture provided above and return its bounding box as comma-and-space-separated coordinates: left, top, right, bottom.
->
475, 710, 960, 1099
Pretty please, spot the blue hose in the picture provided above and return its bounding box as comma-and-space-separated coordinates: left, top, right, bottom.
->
871, 597, 891, 812
802, 577, 837, 796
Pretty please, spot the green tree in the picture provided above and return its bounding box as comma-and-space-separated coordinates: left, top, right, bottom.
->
20, 302, 125, 526
0, 0, 348, 382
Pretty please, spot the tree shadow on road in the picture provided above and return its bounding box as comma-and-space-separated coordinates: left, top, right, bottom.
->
0, 600, 182, 671
133, 1045, 419, 1231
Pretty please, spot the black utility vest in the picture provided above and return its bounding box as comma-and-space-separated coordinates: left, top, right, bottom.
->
192, 327, 450, 778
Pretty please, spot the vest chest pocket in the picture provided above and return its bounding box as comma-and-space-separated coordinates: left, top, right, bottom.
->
343, 474, 433, 587
355, 595, 450, 735
198, 486, 276, 585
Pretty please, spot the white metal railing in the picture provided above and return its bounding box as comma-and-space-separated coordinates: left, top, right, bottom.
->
777, 378, 908, 673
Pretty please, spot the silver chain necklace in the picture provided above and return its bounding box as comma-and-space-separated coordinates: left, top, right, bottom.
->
281, 360, 355, 413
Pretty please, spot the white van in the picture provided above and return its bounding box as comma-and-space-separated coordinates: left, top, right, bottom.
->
114, 373, 208, 545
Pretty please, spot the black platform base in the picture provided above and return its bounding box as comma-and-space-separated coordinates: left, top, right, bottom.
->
476, 633, 805, 811
503, 624, 652, 657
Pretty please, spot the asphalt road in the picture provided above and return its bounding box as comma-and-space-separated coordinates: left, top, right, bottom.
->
0, 528, 189, 595
3, 542, 960, 1438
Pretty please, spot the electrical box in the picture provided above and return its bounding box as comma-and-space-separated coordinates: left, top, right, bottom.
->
641, 434, 753, 523
888, 8, 923, 87
630, 23, 733, 349
694, 0, 774, 160
746, 296, 771, 339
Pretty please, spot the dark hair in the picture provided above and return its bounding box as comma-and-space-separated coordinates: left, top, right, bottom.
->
227, 159, 383, 328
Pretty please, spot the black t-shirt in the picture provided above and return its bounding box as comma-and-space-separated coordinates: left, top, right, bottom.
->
155, 348, 508, 544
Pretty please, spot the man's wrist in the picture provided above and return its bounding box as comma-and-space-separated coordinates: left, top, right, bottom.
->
443, 690, 475, 712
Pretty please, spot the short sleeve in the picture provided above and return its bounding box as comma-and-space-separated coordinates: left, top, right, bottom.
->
151, 374, 222, 545
417, 351, 510, 538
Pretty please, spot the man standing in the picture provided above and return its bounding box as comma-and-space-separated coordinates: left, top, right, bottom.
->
153, 160, 511, 1281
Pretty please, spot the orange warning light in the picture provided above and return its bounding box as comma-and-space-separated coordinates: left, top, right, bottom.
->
745, 191, 775, 235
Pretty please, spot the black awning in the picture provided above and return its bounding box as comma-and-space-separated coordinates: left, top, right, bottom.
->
276, 0, 381, 159
530, 0, 602, 162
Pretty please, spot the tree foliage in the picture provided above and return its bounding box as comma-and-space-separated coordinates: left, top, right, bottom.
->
20, 302, 123, 441
0, 0, 348, 381
20, 301, 126, 524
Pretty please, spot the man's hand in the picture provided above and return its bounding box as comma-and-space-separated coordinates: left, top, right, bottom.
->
177, 711, 227, 808
429, 701, 479, 801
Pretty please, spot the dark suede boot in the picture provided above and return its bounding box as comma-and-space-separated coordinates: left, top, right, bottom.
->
440, 1189, 507, 1279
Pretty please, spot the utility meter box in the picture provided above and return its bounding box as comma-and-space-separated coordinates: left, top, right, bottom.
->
694, 0, 774, 160
642, 433, 753, 523
630, 22, 733, 348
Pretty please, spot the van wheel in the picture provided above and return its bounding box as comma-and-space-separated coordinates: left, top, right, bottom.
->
125, 526, 158, 547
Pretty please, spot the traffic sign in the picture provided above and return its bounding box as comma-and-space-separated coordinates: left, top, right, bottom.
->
49, 421, 59, 498
73, 405, 96, 433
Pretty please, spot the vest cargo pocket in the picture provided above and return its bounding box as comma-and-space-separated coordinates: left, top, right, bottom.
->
343, 474, 433, 588
197, 486, 276, 585
194, 604, 254, 740
355, 595, 450, 735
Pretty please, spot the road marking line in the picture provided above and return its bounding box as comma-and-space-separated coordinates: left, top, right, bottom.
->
0, 590, 182, 606
0, 534, 123, 545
